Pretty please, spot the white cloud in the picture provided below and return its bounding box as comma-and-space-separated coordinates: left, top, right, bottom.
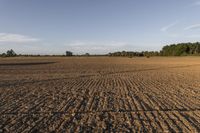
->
0, 33, 40, 42
64, 40, 134, 54
184, 24, 200, 30
161, 21, 178, 32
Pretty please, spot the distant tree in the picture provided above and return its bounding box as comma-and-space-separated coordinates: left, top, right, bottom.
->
1, 53, 7, 57
66, 51, 73, 56
194, 43, 200, 54
85, 53, 90, 56
108, 53, 112, 56
6, 49, 17, 57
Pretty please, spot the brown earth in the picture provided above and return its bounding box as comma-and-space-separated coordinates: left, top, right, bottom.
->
0, 57, 200, 132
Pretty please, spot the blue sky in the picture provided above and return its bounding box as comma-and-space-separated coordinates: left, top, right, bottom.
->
0, 0, 200, 54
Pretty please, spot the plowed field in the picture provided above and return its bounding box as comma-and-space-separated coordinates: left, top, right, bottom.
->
0, 57, 200, 132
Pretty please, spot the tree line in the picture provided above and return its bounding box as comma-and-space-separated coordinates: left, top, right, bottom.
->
0, 49, 17, 57
1, 42, 200, 57
109, 42, 200, 57
108, 51, 160, 57
161, 42, 200, 56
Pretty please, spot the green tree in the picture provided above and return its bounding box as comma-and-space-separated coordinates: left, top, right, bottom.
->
85, 53, 90, 56
6, 49, 17, 57
66, 51, 73, 56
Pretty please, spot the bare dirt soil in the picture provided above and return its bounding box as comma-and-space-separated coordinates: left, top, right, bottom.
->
0, 57, 200, 132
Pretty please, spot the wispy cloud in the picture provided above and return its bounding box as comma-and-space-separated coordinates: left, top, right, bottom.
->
192, 1, 200, 6
184, 24, 200, 30
0, 33, 40, 42
161, 21, 178, 32
64, 40, 134, 54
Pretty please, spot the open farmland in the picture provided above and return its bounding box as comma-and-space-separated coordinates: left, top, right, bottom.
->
0, 57, 200, 132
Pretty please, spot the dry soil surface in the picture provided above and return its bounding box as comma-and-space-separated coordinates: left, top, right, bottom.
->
0, 57, 200, 132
